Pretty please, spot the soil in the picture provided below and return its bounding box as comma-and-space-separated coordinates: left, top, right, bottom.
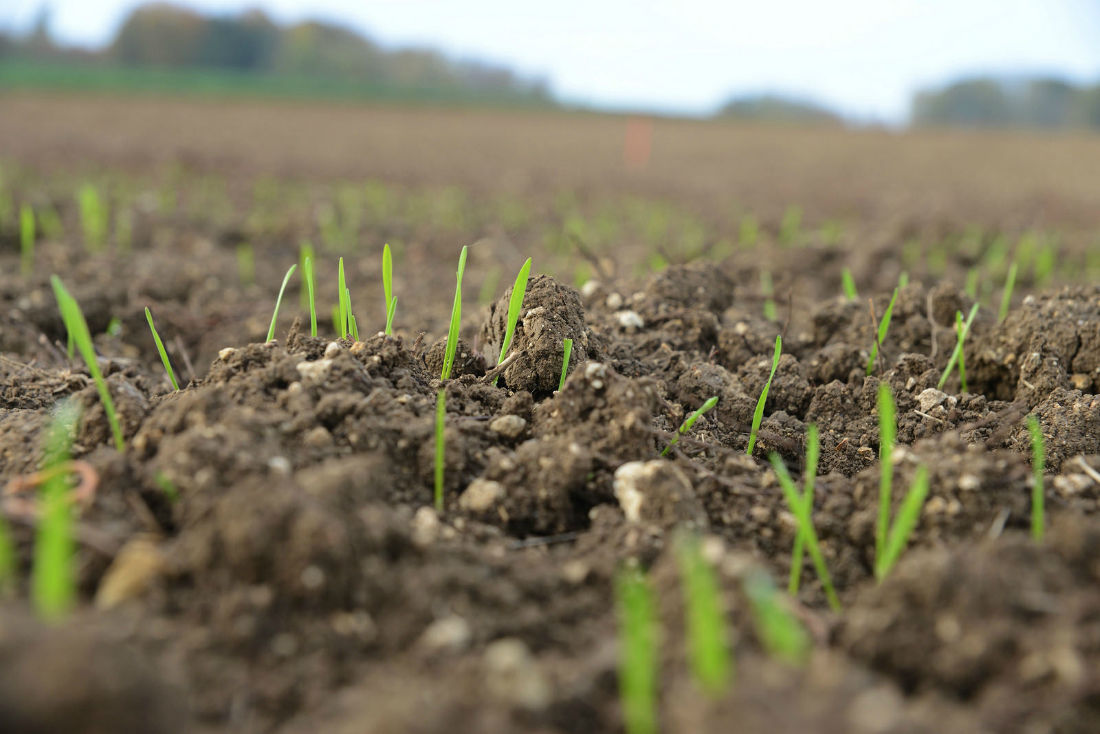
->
1, 95, 1100, 733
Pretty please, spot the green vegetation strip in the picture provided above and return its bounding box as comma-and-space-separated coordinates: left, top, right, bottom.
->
676, 534, 731, 696
769, 454, 840, 611
145, 307, 180, 391
266, 264, 297, 342
1028, 415, 1045, 543
744, 570, 810, 665
615, 565, 659, 734
493, 257, 532, 385
789, 424, 819, 594
34, 401, 79, 621
746, 335, 781, 455
441, 246, 469, 380
866, 286, 899, 375
558, 338, 573, 392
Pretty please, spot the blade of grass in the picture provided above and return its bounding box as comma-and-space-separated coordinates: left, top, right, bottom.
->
145, 307, 180, 391
1028, 415, 1045, 543
998, 261, 1018, 323
937, 303, 980, 391
266, 264, 297, 342
866, 287, 899, 375
746, 335, 781, 455
760, 270, 777, 321
51, 276, 124, 451
434, 389, 446, 512
744, 569, 811, 665
386, 297, 397, 334
676, 533, 731, 696
789, 424, 819, 595
876, 383, 895, 573
303, 256, 317, 337
337, 257, 349, 338
20, 203, 34, 277
236, 242, 254, 287
615, 565, 659, 734
662, 395, 719, 457
769, 454, 840, 611
34, 400, 79, 621
841, 268, 858, 300
383, 243, 395, 334
558, 337, 573, 391
299, 241, 315, 310
493, 257, 532, 385
875, 465, 929, 580
441, 246, 469, 380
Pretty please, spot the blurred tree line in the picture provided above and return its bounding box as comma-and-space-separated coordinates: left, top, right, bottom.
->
912, 76, 1100, 129
0, 3, 551, 103
716, 94, 842, 125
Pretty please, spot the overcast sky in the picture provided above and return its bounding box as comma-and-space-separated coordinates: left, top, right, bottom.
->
4, 0, 1100, 121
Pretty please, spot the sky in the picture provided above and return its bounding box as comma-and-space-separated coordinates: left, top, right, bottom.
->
4, 0, 1100, 121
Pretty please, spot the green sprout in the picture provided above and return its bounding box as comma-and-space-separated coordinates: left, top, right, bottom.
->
779, 205, 802, 246
615, 565, 659, 734
383, 243, 397, 335
51, 276, 125, 451
145, 307, 180, 391
866, 286, 899, 375
77, 183, 107, 252
0, 511, 12, 597
441, 246, 469, 380
1027, 415, 1045, 543
493, 257, 532, 386
338, 257, 349, 339
841, 268, 858, 301
236, 242, 255, 287
875, 465, 930, 580
746, 335, 781, 455
303, 256, 317, 337
39, 203, 64, 241
744, 570, 810, 665
789, 423, 819, 595
965, 268, 980, 299
299, 241, 315, 310
20, 203, 34, 277
998, 261, 1018, 323
558, 338, 573, 391
938, 303, 980, 391
739, 213, 759, 247
34, 400, 79, 621
662, 395, 719, 457
760, 270, 777, 321
676, 534, 732, 696
115, 208, 133, 255
154, 472, 180, 504
434, 389, 446, 512
266, 264, 298, 342
769, 453, 840, 611
875, 382, 895, 573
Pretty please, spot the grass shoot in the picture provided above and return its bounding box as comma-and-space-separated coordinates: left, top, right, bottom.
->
662, 395, 719, 457
998, 261, 1018, 323
937, 303, 980, 391
746, 335, 781, 455
493, 257, 532, 385
769, 453, 840, 611
145, 307, 180, 391
337, 257, 349, 338
865, 286, 899, 375
743, 570, 811, 665
841, 268, 858, 300
299, 241, 315, 310
760, 270, 777, 321
789, 423, 819, 595
51, 276, 125, 451
303, 256, 317, 337
559, 337, 573, 391
266, 264, 298, 342
1028, 415, 1045, 543
615, 565, 659, 734
20, 202, 34, 277
434, 389, 446, 512
236, 242, 255, 287
875, 465, 930, 580
77, 183, 107, 252
34, 400, 79, 621
441, 245, 469, 380
0, 514, 12, 597
383, 243, 396, 335
676, 533, 731, 696
154, 472, 180, 504
875, 382, 895, 573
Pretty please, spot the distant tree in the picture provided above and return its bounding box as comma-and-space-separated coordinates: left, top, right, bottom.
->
717, 94, 842, 125
110, 3, 205, 67
912, 78, 1012, 127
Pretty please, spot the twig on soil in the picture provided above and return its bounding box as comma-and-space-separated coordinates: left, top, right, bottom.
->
480, 351, 519, 383
913, 409, 947, 425
1073, 456, 1100, 486
509, 531, 581, 549
173, 335, 197, 383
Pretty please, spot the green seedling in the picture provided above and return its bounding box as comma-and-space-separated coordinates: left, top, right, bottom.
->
1028, 415, 1045, 543
876, 383, 894, 573
236, 242, 255, 287
434, 389, 446, 512
789, 424, 819, 595
743, 570, 811, 665
303, 256, 317, 337
769, 454, 840, 611
39, 204, 63, 241
266, 264, 297, 342
998, 262, 1017, 323
493, 257, 532, 385
441, 246, 468, 380
746, 335, 781, 455
875, 465, 930, 580
938, 303, 980, 391
51, 276, 124, 451
77, 183, 107, 252
616, 565, 659, 734
676, 534, 731, 696
145, 307, 180, 391
965, 268, 980, 299
34, 400, 79, 621
898, 271, 909, 289
106, 317, 122, 337
337, 257, 349, 338
739, 214, 759, 247
154, 472, 179, 504
115, 209, 133, 255
20, 203, 34, 277
841, 268, 858, 301
299, 241, 315, 310
865, 286, 899, 375
760, 270, 777, 321
383, 243, 396, 334
779, 205, 802, 246
0, 510, 12, 597
559, 337, 573, 391
662, 396, 719, 457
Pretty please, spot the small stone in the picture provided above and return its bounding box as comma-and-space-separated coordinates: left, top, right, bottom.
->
460, 479, 505, 513
616, 310, 644, 331
1070, 373, 1090, 390
218, 347, 237, 361
300, 565, 325, 591
613, 460, 706, 528
418, 615, 471, 653
561, 560, 589, 584
94, 535, 166, 609
958, 474, 980, 491
489, 415, 526, 438
303, 426, 333, 448
411, 506, 441, 546
605, 292, 623, 309
323, 341, 343, 359
268, 456, 291, 474
580, 280, 601, 299
484, 638, 551, 710
296, 359, 333, 384
917, 388, 949, 412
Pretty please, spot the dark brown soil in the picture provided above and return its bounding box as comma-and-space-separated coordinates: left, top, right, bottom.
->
1, 96, 1100, 733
